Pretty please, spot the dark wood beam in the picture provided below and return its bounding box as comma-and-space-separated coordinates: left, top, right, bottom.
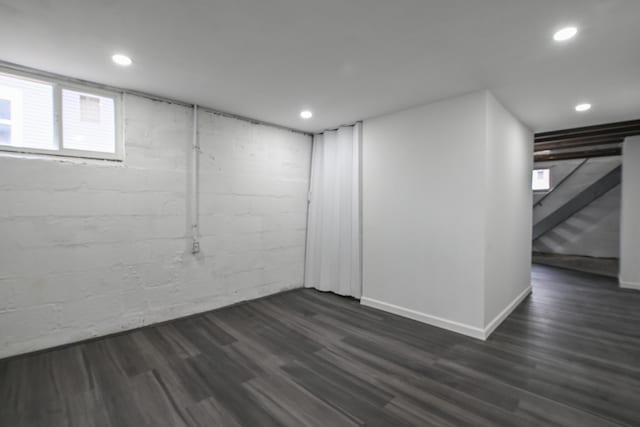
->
535, 119, 640, 143
533, 119, 639, 160
534, 137, 624, 152
534, 147, 621, 162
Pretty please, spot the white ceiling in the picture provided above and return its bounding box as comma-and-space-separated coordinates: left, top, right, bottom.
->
1, 0, 639, 133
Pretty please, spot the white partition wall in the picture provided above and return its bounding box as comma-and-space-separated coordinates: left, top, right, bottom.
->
361, 92, 488, 334
620, 136, 640, 290
361, 91, 533, 339
483, 94, 534, 335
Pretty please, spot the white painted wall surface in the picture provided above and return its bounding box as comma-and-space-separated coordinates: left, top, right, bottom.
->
484, 94, 533, 326
362, 91, 532, 338
620, 136, 640, 290
362, 91, 488, 331
0, 95, 311, 358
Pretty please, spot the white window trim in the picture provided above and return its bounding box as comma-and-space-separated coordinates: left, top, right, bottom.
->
532, 168, 551, 192
0, 68, 124, 161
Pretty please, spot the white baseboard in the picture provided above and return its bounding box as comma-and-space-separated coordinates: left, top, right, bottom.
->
361, 285, 532, 341
360, 297, 486, 340
483, 286, 532, 339
619, 278, 640, 291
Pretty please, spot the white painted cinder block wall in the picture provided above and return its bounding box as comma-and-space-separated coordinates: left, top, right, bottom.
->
361, 91, 532, 339
0, 95, 312, 359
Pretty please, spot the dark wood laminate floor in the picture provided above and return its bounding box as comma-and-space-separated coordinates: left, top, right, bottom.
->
2, 265, 640, 426
532, 253, 619, 278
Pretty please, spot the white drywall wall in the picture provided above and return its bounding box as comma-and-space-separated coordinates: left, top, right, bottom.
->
361, 91, 532, 338
620, 136, 640, 290
532, 157, 621, 258
484, 93, 533, 326
0, 95, 311, 359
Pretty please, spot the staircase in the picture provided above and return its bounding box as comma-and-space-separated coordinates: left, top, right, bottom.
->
532, 156, 621, 259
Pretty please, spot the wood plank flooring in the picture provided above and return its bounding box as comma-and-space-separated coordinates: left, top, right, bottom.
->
532, 253, 619, 278
2, 264, 640, 426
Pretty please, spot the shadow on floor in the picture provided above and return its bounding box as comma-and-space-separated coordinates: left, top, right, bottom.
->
532, 253, 619, 278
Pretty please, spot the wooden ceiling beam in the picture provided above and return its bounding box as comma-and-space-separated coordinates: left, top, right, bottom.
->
536, 128, 640, 143
534, 147, 621, 162
534, 137, 624, 152
535, 119, 640, 142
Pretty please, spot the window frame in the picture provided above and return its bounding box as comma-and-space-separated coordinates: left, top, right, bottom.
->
0, 84, 23, 148
532, 168, 551, 192
0, 68, 124, 161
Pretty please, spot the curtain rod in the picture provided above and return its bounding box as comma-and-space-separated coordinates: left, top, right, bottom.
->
0, 60, 313, 137
315, 121, 363, 135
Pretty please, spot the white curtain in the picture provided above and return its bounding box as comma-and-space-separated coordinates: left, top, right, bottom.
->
305, 123, 362, 298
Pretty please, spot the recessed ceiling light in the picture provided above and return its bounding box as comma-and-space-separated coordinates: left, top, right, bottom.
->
300, 110, 313, 119
112, 54, 133, 66
553, 27, 578, 42
575, 103, 592, 112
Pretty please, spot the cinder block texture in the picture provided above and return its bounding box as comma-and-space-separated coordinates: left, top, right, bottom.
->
0, 95, 312, 358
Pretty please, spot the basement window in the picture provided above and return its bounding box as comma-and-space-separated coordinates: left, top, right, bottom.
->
532, 169, 551, 191
0, 70, 123, 160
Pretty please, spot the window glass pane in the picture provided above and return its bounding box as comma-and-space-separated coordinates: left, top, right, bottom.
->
0, 124, 10, 145
0, 99, 10, 120
532, 169, 551, 191
0, 74, 55, 149
62, 89, 115, 153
